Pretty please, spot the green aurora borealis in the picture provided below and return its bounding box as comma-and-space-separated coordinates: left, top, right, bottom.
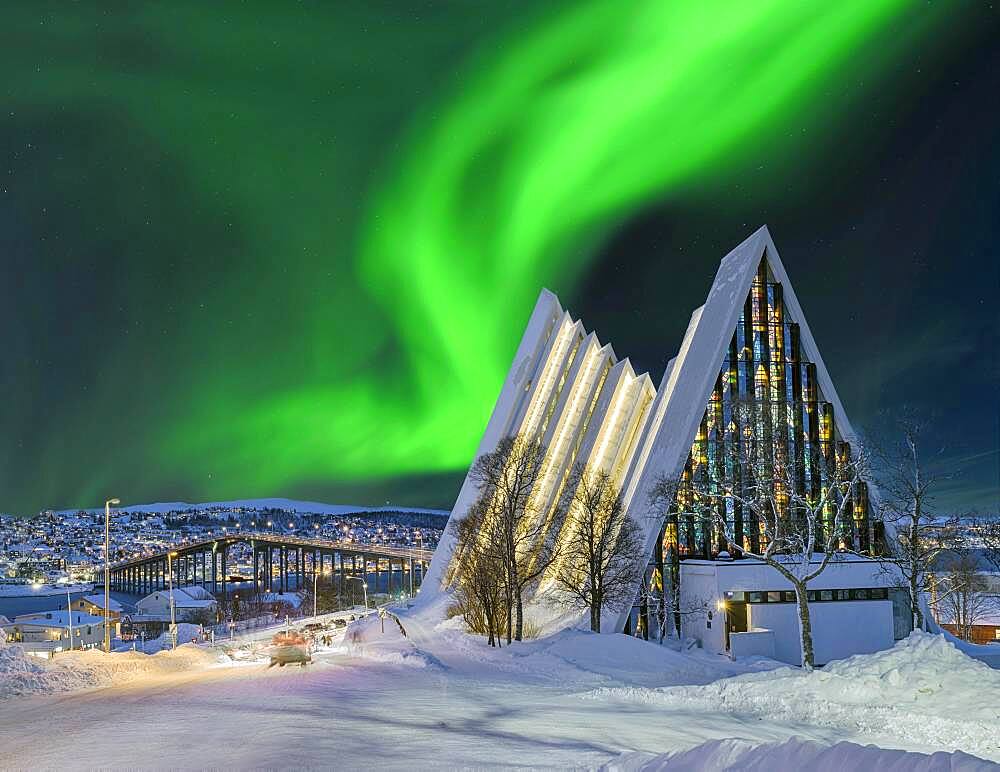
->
2, 2, 997, 514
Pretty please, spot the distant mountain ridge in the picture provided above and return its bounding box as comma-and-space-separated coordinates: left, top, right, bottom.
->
52, 497, 449, 518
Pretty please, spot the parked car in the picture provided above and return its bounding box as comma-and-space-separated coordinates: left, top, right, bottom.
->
267, 631, 311, 668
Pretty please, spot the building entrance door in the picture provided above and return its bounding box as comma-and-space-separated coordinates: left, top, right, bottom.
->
725, 602, 748, 652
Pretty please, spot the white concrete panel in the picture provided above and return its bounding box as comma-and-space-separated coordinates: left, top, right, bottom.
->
749, 600, 894, 666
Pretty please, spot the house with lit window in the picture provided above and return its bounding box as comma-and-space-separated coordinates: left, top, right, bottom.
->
136, 586, 217, 621
73, 594, 124, 620
424, 226, 908, 666
3, 610, 108, 658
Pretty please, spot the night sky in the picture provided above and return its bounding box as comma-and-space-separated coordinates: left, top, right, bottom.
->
2, 2, 997, 516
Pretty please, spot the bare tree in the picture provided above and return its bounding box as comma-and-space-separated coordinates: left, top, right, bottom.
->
447, 501, 508, 646
975, 516, 1000, 575
450, 435, 558, 642
647, 478, 679, 641
933, 553, 996, 642
655, 412, 870, 670
550, 465, 644, 632
875, 417, 964, 630
630, 567, 711, 643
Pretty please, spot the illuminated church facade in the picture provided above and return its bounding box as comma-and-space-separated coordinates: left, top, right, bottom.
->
424, 226, 909, 665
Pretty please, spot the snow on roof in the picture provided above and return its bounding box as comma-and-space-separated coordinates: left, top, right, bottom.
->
82, 594, 123, 612
936, 604, 1000, 627
10, 610, 106, 627
138, 588, 217, 607
261, 592, 304, 608
180, 585, 214, 601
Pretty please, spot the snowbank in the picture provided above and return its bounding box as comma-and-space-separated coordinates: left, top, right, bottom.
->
139, 622, 205, 653
588, 632, 1000, 760
524, 629, 779, 686
333, 613, 434, 669
605, 737, 998, 771
0, 640, 224, 699
408, 593, 776, 686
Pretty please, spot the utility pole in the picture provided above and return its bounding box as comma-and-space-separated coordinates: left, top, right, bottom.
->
66, 587, 74, 652
167, 551, 178, 650
104, 498, 120, 653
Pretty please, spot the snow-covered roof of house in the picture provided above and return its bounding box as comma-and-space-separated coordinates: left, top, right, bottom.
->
180, 585, 214, 601
126, 614, 174, 623
82, 594, 124, 612
137, 587, 217, 608
261, 592, 304, 608
937, 604, 1000, 627
10, 610, 106, 628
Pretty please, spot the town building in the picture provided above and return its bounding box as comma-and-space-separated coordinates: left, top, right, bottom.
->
73, 594, 123, 620
939, 611, 1000, 646
2, 610, 109, 658
135, 585, 218, 622
426, 226, 908, 666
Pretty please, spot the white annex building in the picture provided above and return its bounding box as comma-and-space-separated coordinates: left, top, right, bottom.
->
135, 585, 218, 621
424, 226, 910, 666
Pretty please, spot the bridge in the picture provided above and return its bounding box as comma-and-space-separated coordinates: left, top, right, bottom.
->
107, 533, 436, 598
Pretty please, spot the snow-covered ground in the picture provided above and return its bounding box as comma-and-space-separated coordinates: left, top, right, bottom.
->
0, 641, 227, 699
610, 738, 997, 771
0, 607, 997, 769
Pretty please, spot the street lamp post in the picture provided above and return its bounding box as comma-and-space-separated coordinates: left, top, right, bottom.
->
313, 568, 331, 619
66, 587, 74, 652
167, 550, 178, 650
104, 497, 120, 653
346, 576, 368, 610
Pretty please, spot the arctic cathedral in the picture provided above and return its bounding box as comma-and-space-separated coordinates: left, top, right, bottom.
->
424, 227, 908, 666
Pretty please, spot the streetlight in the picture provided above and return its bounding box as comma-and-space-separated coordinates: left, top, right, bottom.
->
230, 592, 240, 640
167, 550, 179, 650
313, 567, 331, 619
104, 497, 120, 653
346, 576, 368, 610
66, 587, 74, 652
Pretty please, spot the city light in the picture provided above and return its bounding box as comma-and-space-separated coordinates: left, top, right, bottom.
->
4, 502, 438, 662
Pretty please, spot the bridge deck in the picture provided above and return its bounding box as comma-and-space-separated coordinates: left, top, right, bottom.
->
111, 533, 435, 571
